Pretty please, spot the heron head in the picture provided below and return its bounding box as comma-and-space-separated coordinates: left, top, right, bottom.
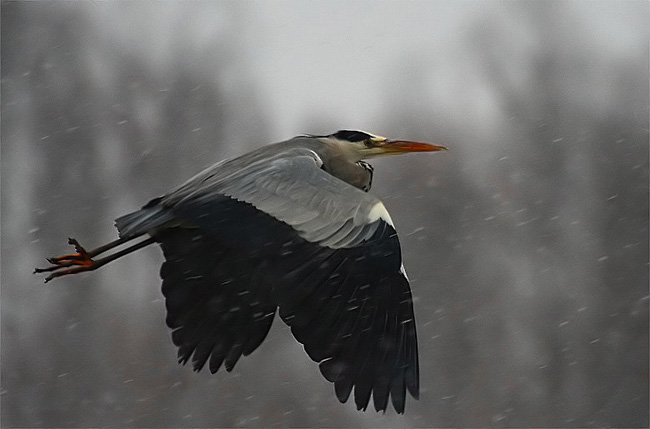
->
327, 130, 448, 159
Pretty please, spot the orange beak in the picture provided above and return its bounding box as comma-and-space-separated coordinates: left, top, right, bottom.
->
383, 139, 448, 153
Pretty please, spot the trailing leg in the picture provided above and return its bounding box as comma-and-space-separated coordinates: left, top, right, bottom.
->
34, 234, 154, 283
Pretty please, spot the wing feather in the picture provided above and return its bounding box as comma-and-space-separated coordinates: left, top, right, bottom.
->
157, 228, 277, 374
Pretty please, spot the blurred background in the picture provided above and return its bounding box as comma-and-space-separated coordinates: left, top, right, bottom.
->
2, 1, 648, 427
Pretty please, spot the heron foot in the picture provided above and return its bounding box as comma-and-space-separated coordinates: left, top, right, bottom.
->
34, 234, 156, 283
45, 238, 90, 264
34, 237, 96, 283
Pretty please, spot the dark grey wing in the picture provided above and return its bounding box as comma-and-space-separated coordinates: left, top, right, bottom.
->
153, 148, 419, 413
156, 227, 276, 374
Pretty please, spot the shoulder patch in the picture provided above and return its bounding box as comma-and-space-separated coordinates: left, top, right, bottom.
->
367, 202, 394, 227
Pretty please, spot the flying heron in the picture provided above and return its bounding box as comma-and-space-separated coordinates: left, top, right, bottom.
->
35, 130, 447, 414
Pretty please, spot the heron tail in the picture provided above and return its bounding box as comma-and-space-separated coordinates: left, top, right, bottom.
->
115, 198, 175, 238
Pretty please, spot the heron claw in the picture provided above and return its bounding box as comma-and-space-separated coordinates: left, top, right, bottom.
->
34, 238, 96, 281
68, 237, 89, 256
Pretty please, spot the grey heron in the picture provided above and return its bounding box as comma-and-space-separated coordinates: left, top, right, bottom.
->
35, 130, 447, 414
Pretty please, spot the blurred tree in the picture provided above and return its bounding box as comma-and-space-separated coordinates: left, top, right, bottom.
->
376, 2, 648, 427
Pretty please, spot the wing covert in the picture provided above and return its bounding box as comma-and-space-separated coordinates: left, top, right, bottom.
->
162, 148, 383, 249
